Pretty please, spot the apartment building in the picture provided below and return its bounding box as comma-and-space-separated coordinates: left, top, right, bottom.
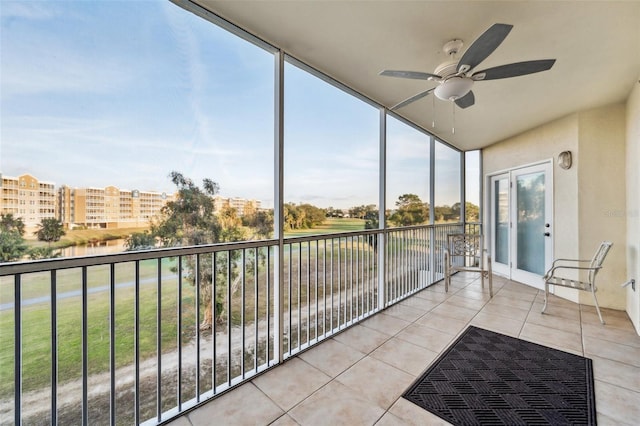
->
0, 173, 56, 232
58, 185, 175, 229
212, 195, 262, 216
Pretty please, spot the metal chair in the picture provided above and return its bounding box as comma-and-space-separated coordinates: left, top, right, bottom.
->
542, 241, 612, 324
444, 233, 493, 297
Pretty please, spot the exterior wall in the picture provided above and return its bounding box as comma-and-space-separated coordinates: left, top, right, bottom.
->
577, 104, 627, 310
483, 104, 628, 311
627, 80, 640, 333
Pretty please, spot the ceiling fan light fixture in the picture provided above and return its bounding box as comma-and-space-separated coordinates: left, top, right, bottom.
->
434, 77, 474, 101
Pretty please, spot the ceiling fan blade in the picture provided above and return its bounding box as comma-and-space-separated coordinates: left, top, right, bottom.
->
380, 70, 441, 80
454, 91, 475, 109
390, 88, 435, 110
457, 23, 513, 73
474, 59, 556, 80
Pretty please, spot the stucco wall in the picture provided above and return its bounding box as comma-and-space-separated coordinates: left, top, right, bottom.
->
577, 104, 627, 310
627, 80, 640, 333
483, 104, 628, 311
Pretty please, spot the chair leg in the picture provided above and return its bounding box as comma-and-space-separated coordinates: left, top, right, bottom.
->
444, 252, 449, 292
592, 288, 606, 325
488, 271, 493, 298
541, 281, 548, 314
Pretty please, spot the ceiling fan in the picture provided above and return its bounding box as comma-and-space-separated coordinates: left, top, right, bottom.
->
380, 23, 556, 110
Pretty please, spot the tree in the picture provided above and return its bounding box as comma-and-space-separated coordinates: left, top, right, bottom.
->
34, 218, 65, 246
124, 231, 157, 251
0, 214, 28, 262
389, 194, 429, 226
242, 209, 273, 239
150, 172, 249, 331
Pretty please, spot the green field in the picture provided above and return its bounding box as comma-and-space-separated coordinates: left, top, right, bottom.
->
284, 217, 365, 237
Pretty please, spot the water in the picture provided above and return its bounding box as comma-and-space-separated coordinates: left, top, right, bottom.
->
60, 238, 126, 258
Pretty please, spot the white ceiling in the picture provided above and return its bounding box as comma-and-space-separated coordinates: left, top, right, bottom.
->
195, 0, 640, 151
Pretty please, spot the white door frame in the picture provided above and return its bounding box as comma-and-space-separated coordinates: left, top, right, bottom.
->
486, 160, 554, 289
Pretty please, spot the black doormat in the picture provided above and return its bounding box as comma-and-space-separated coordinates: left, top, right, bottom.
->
403, 326, 596, 425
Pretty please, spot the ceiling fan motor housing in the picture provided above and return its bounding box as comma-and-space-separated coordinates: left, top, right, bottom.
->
434, 76, 474, 101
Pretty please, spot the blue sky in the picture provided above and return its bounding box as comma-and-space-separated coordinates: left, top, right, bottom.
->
1, 0, 473, 209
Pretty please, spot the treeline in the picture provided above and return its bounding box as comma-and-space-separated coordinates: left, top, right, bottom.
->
0, 215, 65, 262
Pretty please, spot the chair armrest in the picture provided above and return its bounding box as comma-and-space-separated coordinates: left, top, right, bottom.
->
545, 264, 601, 279
550, 258, 592, 267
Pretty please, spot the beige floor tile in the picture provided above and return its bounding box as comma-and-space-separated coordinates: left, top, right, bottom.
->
252, 358, 331, 411
469, 311, 523, 338
519, 322, 584, 355
361, 312, 411, 336
591, 355, 640, 392
594, 380, 640, 425
336, 356, 414, 409
488, 294, 534, 311
480, 302, 530, 322
525, 307, 582, 334
333, 323, 390, 354
166, 415, 192, 426
454, 287, 493, 301
370, 336, 439, 376
582, 322, 640, 348
500, 281, 539, 295
270, 414, 300, 426
299, 338, 366, 377
382, 303, 428, 323
582, 306, 636, 330
188, 382, 284, 426
399, 295, 441, 312
396, 324, 456, 353
430, 303, 478, 322
596, 412, 632, 426
414, 288, 449, 302
374, 411, 409, 425
445, 294, 489, 310
416, 311, 469, 336
532, 301, 581, 322
387, 398, 453, 426
583, 335, 640, 367
288, 380, 385, 426
495, 287, 538, 303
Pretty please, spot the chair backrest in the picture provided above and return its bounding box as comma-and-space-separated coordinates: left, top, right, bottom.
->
447, 233, 483, 267
589, 241, 613, 283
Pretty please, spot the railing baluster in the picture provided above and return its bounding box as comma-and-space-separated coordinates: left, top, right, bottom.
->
134, 260, 140, 425
51, 270, 58, 426
314, 240, 318, 340
307, 241, 311, 345
226, 252, 232, 386
266, 248, 270, 366
82, 266, 88, 425
108, 264, 115, 425
195, 254, 201, 400
14, 274, 21, 426
254, 247, 258, 371
212, 253, 217, 391
156, 258, 162, 422
177, 256, 183, 410
241, 249, 246, 379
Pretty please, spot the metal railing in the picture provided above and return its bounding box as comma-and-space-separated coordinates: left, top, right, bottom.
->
0, 223, 473, 425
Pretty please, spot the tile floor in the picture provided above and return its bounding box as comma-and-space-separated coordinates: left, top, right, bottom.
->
169, 273, 640, 426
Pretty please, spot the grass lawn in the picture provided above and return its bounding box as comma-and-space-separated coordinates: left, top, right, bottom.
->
284, 218, 365, 238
